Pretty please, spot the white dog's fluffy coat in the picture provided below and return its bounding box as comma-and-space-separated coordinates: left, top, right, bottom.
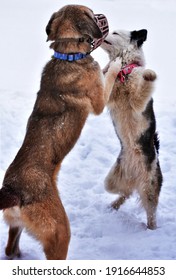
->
101, 29, 162, 229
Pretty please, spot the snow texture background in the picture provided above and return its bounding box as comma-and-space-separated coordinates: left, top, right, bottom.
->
0, 0, 176, 260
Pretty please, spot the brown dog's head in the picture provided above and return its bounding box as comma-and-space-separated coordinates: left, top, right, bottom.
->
46, 5, 107, 53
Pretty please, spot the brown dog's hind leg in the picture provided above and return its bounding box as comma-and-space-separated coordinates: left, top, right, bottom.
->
5, 226, 22, 258
3, 207, 23, 258
21, 196, 70, 260
43, 222, 70, 260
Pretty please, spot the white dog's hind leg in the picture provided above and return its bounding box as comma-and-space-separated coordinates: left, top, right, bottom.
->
138, 178, 160, 230
105, 161, 132, 210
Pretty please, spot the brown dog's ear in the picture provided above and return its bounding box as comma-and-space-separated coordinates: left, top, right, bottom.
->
46, 13, 57, 41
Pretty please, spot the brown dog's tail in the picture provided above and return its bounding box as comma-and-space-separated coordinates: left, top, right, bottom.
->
0, 188, 20, 210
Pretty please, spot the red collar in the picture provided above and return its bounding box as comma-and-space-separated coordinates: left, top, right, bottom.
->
117, 63, 139, 83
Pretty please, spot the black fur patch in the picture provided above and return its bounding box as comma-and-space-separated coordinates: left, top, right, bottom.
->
154, 132, 160, 154
156, 162, 163, 193
137, 99, 159, 169
130, 29, 147, 47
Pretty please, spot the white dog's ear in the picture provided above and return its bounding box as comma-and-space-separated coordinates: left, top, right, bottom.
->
130, 29, 147, 47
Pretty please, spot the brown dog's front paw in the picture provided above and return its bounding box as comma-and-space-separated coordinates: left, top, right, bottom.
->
143, 69, 157, 81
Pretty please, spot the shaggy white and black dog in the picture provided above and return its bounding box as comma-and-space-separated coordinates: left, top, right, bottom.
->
101, 29, 162, 229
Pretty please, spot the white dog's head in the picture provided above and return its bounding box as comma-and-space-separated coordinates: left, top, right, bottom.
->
101, 29, 147, 67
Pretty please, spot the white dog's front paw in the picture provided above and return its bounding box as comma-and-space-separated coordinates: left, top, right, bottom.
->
109, 58, 122, 75
108, 57, 122, 76
143, 69, 157, 81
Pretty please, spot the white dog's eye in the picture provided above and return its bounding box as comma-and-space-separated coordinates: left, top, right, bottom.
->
112, 32, 119, 35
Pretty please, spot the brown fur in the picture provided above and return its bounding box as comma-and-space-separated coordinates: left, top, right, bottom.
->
101, 29, 163, 230
0, 5, 120, 259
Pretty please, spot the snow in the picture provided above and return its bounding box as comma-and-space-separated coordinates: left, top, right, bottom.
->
0, 0, 176, 260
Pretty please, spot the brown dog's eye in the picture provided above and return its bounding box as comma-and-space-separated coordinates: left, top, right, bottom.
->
76, 23, 82, 29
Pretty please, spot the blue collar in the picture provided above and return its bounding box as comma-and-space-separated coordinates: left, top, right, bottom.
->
54, 51, 88, 61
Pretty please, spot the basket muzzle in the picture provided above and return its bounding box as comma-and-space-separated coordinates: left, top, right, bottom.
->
92, 14, 109, 51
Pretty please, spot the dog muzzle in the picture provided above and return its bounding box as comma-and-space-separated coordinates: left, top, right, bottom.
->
92, 14, 109, 51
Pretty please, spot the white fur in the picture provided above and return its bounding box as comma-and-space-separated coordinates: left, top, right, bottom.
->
101, 29, 162, 230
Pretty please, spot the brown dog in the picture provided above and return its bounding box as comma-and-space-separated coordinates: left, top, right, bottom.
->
0, 5, 119, 259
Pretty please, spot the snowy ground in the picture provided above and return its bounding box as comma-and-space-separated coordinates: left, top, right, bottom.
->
0, 0, 176, 260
